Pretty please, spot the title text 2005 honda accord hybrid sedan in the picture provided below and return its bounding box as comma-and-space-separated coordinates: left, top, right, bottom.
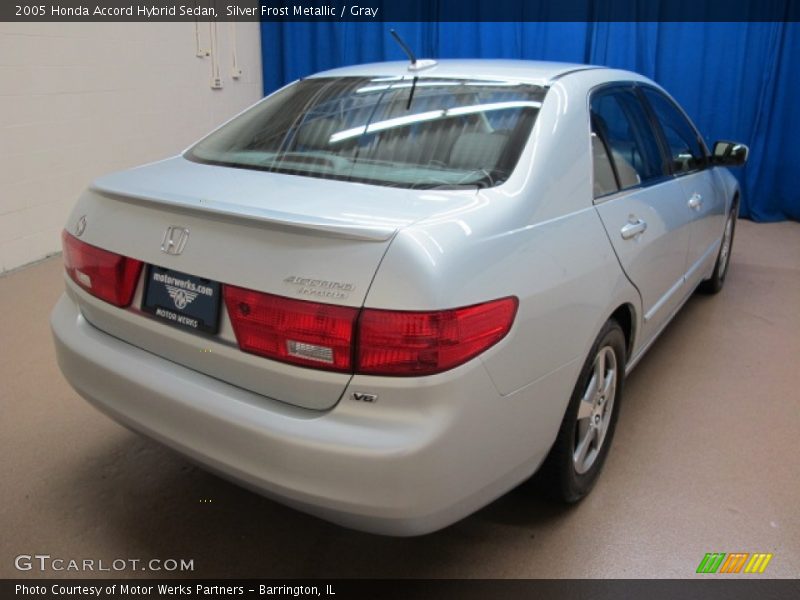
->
51, 60, 748, 535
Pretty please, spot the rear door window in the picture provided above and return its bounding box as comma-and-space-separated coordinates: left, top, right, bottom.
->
590, 88, 668, 190
591, 121, 619, 197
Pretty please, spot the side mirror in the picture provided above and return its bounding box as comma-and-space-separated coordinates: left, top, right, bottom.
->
712, 140, 749, 167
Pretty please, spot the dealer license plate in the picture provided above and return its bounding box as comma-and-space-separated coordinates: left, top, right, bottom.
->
141, 266, 221, 334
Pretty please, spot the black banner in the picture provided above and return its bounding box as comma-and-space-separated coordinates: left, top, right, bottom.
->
2, 0, 800, 22
3, 579, 800, 600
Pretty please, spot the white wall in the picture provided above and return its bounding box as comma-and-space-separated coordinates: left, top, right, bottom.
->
0, 22, 263, 273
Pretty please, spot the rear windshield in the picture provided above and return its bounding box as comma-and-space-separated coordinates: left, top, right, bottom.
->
186, 76, 547, 189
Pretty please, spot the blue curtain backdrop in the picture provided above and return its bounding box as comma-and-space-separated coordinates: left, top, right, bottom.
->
260, 21, 800, 222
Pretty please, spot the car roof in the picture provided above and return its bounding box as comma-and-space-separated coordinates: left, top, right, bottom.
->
308, 59, 609, 86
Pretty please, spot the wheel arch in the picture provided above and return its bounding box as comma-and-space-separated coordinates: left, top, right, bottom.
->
609, 302, 636, 362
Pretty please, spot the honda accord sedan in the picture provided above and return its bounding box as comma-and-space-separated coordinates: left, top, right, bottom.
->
51, 59, 748, 535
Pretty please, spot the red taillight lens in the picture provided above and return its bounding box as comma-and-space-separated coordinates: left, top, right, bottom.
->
61, 230, 143, 307
224, 284, 358, 372
223, 285, 516, 376
356, 297, 518, 376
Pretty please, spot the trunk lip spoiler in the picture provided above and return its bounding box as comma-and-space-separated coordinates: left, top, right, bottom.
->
90, 186, 399, 242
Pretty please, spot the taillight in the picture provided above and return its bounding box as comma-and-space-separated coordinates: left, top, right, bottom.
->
224, 285, 358, 372
62, 230, 143, 307
61, 227, 517, 375
223, 285, 516, 376
356, 298, 518, 376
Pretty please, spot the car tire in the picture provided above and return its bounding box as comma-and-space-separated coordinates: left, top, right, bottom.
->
698, 202, 738, 295
539, 319, 626, 503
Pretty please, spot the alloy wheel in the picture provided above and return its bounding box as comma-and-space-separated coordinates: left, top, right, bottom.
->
718, 214, 734, 278
573, 345, 617, 475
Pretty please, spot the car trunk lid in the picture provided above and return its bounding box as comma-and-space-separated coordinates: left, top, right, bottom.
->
65, 157, 476, 410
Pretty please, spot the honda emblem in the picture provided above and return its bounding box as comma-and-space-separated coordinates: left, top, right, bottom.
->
161, 226, 190, 255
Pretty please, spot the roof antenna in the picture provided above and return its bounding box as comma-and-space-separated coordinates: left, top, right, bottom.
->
390, 29, 417, 65
389, 29, 437, 72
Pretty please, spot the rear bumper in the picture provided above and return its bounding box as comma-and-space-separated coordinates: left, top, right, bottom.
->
51, 292, 573, 535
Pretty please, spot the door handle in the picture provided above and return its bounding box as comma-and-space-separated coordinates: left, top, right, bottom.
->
688, 193, 703, 210
620, 217, 648, 240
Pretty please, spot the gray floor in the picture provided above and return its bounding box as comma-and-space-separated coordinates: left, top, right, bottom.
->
1, 219, 798, 579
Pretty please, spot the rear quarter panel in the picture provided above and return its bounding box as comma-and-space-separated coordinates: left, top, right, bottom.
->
365, 71, 641, 398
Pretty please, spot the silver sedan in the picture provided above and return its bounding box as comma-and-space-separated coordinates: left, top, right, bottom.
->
51, 59, 747, 535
